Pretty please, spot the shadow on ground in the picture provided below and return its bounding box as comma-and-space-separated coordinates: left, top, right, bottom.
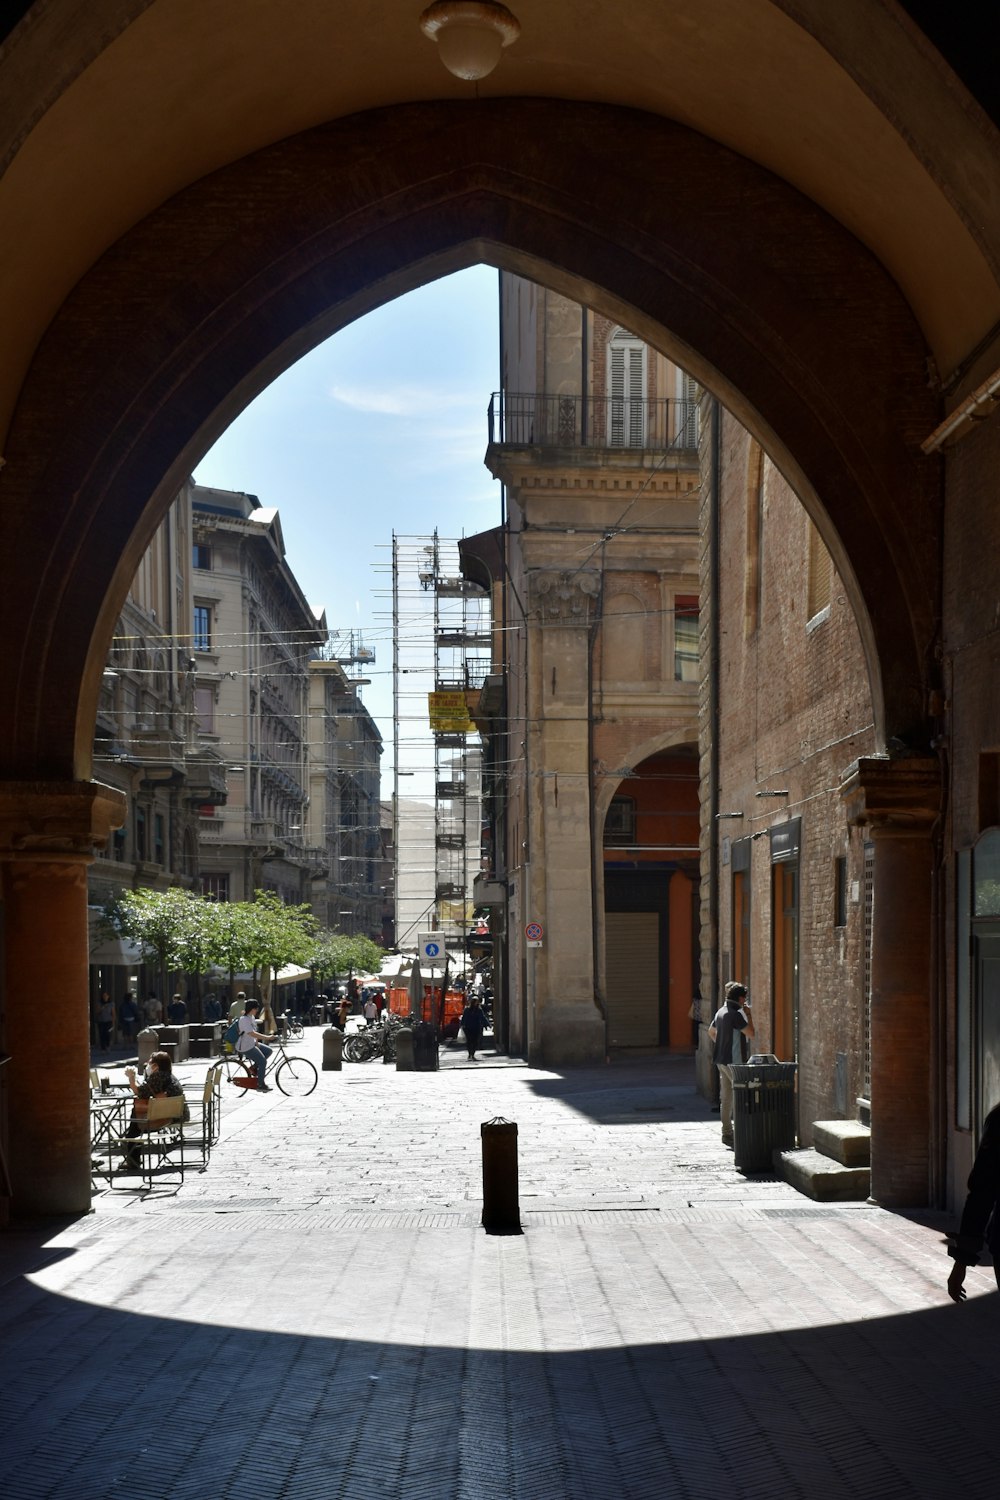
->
2, 1223, 998, 1500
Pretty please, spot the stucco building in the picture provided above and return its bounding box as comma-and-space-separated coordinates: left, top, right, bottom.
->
479, 275, 702, 1066
189, 483, 326, 906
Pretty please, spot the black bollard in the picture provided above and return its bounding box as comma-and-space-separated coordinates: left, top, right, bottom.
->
322, 1028, 343, 1071
481, 1116, 521, 1233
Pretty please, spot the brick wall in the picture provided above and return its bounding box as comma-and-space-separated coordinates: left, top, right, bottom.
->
702, 405, 876, 1136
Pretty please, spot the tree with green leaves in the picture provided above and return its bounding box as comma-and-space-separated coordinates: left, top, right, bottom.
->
310, 929, 384, 985
104, 887, 204, 1011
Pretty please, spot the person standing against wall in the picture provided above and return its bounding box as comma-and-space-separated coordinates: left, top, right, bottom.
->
947, 1103, 1000, 1301
708, 981, 755, 1148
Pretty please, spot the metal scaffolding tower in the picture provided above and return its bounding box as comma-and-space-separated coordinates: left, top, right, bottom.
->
387, 532, 489, 950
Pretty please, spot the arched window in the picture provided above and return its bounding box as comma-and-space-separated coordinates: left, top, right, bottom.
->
607, 329, 646, 447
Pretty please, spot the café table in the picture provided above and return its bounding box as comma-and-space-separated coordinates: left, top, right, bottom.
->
90, 1089, 132, 1181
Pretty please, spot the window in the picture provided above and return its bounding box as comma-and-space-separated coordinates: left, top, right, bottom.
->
677, 369, 700, 447
604, 796, 636, 846
607, 331, 647, 447
193, 542, 212, 570
744, 442, 764, 636
834, 855, 848, 928
135, 805, 147, 862
193, 604, 211, 652
194, 685, 215, 734
807, 521, 832, 622
201, 873, 230, 901
674, 595, 699, 681
154, 813, 165, 865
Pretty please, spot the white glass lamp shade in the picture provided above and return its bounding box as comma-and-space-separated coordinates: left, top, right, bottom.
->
419, 2, 520, 82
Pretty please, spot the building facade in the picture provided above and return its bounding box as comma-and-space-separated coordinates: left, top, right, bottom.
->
699, 404, 878, 1146
480, 275, 702, 1066
189, 483, 326, 906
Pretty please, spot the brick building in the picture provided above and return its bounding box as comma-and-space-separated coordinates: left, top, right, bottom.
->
700, 406, 877, 1145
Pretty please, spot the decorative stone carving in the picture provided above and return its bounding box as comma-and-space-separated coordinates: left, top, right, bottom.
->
528, 569, 601, 623
0, 781, 127, 859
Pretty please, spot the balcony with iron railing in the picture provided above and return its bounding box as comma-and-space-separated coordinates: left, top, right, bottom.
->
487, 392, 700, 452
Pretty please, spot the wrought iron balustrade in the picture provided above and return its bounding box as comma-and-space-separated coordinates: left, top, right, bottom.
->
487, 392, 700, 451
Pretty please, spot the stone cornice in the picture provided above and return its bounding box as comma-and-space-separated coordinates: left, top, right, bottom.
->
840, 756, 941, 831
0, 781, 127, 858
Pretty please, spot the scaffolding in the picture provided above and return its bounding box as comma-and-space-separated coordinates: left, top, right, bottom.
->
386, 532, 489, 950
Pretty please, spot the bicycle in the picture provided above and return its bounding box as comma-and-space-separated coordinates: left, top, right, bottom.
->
222, 1034, 318, 1096
277, 1010, 304, 1041
343, 1014, 409, 1064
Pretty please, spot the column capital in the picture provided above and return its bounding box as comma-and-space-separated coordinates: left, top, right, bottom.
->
528, 568, 600, 625
0, 780, 127, 860
840, 756, 940, 832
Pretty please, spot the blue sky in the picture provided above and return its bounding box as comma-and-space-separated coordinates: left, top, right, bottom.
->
193, 264, 502, 765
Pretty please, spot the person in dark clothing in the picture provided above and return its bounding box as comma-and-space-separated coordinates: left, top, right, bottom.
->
460, 997, 487, 1060
947, 1104, 1000, 1301
121, 1050, 189, 1172
708, 981, 755, 1148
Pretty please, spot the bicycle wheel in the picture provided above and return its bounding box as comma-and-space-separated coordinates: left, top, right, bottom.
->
276, 1056, 318, 1096
342, 1034, 365, 1062
227, 1057, 256, 1089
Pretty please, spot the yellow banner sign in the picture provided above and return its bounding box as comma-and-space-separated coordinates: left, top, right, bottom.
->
428, 691, 474, 732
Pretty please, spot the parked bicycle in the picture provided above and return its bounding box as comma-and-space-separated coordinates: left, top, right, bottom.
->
221, 1033, 318, 1095
277, 1010, 304, 1041
343, 1014, 409, 1063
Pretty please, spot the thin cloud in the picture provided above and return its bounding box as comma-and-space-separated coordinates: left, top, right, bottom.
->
330, 382, 482, 416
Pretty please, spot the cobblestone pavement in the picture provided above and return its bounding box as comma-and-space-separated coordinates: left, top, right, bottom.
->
3, 1033, 998, 1499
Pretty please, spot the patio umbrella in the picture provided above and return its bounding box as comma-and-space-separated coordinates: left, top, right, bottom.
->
408, 956, 423, 1020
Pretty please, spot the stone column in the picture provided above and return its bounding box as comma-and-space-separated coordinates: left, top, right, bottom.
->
0, 782, 126, 1215
526, 568, 604, 1066
842, 757, 940, 1206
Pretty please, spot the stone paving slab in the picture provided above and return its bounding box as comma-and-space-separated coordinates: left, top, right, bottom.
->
3, 1037, 999, 1498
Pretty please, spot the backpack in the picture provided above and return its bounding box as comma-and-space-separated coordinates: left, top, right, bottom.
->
224, 1017, 240, 1053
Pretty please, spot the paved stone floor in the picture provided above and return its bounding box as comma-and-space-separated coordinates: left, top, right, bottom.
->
3, 1033, 998, 1499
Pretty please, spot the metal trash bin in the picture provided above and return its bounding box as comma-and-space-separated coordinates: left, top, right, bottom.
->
730, 1054, 797, 1173
412, 1021, 439, 1072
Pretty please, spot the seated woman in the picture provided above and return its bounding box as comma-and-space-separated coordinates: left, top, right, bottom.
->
121, 1050, 190, 1171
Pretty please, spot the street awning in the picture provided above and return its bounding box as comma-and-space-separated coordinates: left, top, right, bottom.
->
88, 906, 143, 966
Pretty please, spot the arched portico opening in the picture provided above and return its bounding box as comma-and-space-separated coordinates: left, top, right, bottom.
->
0, 98, 945, 1212
597, 742, 701, 1055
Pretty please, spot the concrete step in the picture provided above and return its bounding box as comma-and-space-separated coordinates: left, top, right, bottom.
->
775, 1147, 871, 1202
812, 1118, 871, 1167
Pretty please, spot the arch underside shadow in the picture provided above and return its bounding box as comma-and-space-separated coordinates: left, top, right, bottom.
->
0, 99, 941, 779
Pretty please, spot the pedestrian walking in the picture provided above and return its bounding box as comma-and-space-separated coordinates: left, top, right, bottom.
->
460, 996, 487, 1061
947, 1103, 1000, 1301
363, 995, 379, 1027
144, 993, 163, 1025
96, 991, 115, 1052
119, 992, 139, 1044
167, 992, 187, 1023
708, 981, 755, 1148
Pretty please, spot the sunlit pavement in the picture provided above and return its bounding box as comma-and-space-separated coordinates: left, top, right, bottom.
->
4, 1031, 999, 1500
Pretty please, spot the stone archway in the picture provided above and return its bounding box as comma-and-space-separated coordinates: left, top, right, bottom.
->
0, 98, 945, 1211
1, 100, 941, 783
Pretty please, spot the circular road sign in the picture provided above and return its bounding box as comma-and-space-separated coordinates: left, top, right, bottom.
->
525, 922, 544, 941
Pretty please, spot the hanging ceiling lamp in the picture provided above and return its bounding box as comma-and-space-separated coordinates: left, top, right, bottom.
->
419, 1, 521, 81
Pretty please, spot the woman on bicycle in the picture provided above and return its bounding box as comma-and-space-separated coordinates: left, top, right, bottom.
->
236, 998, 276, 1091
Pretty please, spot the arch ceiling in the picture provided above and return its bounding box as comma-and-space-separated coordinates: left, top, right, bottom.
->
0, 2, 995, 781
1, 0, 998, 444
